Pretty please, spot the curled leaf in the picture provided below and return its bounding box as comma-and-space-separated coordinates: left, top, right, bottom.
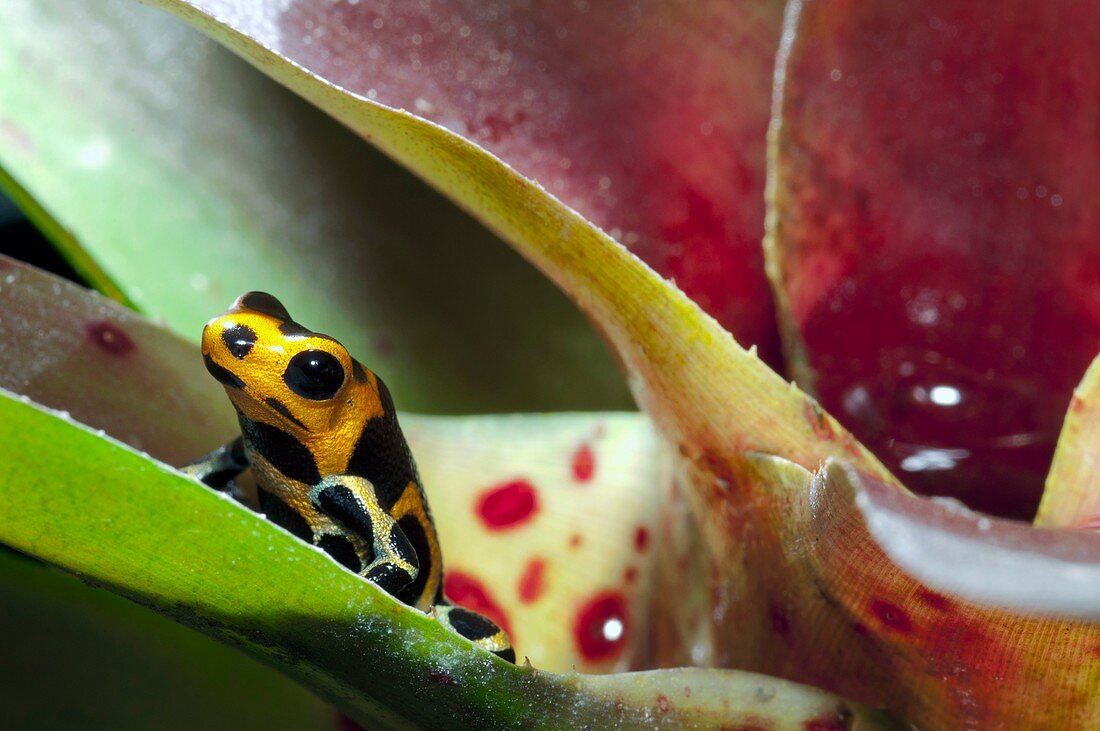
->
807, 460, 1100, 728
835, 460, 1100, 620
185, 0, 787, 364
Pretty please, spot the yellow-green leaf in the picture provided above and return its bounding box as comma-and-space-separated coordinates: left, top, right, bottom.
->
1037, 354, 1100, 530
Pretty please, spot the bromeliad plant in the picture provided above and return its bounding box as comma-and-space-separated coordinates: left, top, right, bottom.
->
0, 0, 1097, 729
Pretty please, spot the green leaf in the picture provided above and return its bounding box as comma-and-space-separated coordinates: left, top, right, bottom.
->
0, 549, 335, 730
0, 391, 895, 729
0, 0, 629, 413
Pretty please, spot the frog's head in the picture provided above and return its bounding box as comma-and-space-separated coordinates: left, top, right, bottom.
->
201, 292, 382, 442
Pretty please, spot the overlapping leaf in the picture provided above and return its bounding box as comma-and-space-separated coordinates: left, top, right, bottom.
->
807, 461, 1100, 727
0, 255, 658, 673
258, 0, 787, 366
0, 260, 895, 727
129, 1, 1100, 726
0, 0, 629, 413
2, 0, 1098, 727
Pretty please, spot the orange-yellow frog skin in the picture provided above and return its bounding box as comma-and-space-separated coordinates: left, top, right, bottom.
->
184, 291, 514, 662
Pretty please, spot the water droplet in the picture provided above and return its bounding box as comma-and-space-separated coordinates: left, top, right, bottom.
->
929, 385, 962, 406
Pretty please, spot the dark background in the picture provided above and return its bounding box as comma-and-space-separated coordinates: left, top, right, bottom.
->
0, 190, 81, 283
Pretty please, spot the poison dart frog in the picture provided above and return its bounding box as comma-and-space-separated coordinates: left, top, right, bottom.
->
184, 291, 515, 662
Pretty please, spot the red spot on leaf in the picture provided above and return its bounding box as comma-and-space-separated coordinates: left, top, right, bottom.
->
574, 591, 628, 662
623, 566, 637, 584
571, 443, 596, 482
852, 621, 870, 637
569, 532, 583, 549
634, 526, 650, 552
517, 557, 546, 604
870, 599, 913, 633
655, 694, 671, 714
475, 479, 538, 530
444, 571, 512, 638
86, 321, 135, 357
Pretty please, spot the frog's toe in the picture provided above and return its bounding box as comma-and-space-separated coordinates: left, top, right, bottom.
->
363, 560, 415, 594
435, 604, 515, 663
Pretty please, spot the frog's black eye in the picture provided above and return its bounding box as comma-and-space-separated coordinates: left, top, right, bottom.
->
284, 350, 345, 400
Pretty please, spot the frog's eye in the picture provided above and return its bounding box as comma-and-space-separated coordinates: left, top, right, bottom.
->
284, 350, 345, 400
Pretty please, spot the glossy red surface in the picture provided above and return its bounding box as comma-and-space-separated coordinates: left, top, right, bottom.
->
776, 0, 1099, 518
573, 591, 628, 662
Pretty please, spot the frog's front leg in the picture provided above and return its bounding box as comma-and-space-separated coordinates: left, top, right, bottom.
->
181, 436, 248, 491
309, 475, 419, 596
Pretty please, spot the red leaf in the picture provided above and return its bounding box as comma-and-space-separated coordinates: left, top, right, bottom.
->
768, 0, 1100, 518
200, 0, 787, 366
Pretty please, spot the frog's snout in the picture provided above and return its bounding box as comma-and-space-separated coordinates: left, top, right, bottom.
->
200, 321, 248, 390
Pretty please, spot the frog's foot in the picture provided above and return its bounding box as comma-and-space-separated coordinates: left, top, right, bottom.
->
182, 436, 248, 490
310, 476, 419, 595
434, 604, 515, 663
360, 557, 418, 595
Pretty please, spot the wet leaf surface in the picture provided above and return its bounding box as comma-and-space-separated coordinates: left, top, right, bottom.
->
767, 0, 1100, 519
